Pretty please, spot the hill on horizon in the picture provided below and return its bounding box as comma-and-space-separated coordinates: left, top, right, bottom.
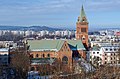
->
0, 26, 64, 31
0, 25, 119, 32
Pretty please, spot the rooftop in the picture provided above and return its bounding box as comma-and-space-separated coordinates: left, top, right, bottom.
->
27, 40, 85, 52
0, 48, 9, 52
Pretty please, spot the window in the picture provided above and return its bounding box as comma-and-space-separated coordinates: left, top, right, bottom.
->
114, 57, 116, 59
42, 54, 45, 57
36, 54, 39, 58
106, 49, 108, 51
105, 54, 107, 56
62, 56, 68, 64
111, 61, 112, 64
93, 52, 95, 54
97, 57, 99, 61
114, 48, 116, 51
81, 28, 86, 32
114, 61, 116, 64
97, 52, 99, 54
90, 56, 92, 59
114, 53, 115, 56
105, 62, 107, 64
111, 58, 112, 60
110, 49, 112, 51
111, 53, 112, 56
105, 58, 107, 60
47, 54, 50, 58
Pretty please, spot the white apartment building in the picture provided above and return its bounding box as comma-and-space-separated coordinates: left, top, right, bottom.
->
25, 30, 35, 36
0, 30, 3, 36
55, 31, 61, 36
89, 46, 105, 66
101, 45, 119, 64
39, 30, 49, 36
89, 32, 120, 66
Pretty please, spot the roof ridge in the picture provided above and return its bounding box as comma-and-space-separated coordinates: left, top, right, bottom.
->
56, 40, 64, 51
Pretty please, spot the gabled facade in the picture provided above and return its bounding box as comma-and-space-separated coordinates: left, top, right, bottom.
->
27, 40, 86, 70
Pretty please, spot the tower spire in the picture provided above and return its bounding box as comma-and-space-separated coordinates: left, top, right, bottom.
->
80, 5, 87, 21
78, 5, 87, 22
76, 4, 89, 48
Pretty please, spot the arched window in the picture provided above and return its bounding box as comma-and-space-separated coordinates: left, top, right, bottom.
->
36, 54, 39, 58
43, 54, 45, 58
62, 56, 68, 64
47, 54, 50, 57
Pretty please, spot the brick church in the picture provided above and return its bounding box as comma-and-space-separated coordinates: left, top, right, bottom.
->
27, 5, 89, 70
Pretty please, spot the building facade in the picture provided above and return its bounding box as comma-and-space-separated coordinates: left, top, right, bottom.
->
28, 40, 86, 70
89, 46, 105, 66
89, 42, 120, 66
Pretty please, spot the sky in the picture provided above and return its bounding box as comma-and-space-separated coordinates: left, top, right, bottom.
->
0, 0, 120, 29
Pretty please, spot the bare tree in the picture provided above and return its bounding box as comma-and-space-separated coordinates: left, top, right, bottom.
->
10, 51, 30, 79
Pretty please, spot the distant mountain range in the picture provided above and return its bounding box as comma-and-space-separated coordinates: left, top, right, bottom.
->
0, 26, 64, 31
0, 25, 119, 31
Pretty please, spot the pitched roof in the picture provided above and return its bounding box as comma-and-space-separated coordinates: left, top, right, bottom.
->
28, 40, 64, 52
0, 48, 9, 52
91, 46, 101, 51
67, 40, 86, 50
27, 40, 86, 52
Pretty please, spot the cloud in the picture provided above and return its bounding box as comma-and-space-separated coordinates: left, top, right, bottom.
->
1, 0, 119, 14
0, 0, 120, 26
85, 0, 120, 11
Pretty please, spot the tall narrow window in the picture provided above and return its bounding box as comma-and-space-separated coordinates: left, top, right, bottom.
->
62, 56, 68, 64
43, 54, 45, 58
47, 54, 50, 58
36, 54, 39, 58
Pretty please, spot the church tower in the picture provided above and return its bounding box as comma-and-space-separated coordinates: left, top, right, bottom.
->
76, 5, 89, 48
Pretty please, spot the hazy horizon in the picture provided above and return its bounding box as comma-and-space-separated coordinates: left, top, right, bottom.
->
0, 0, 120, 28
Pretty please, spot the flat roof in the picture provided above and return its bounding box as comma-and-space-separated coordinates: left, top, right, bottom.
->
0, 48, 9, 52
